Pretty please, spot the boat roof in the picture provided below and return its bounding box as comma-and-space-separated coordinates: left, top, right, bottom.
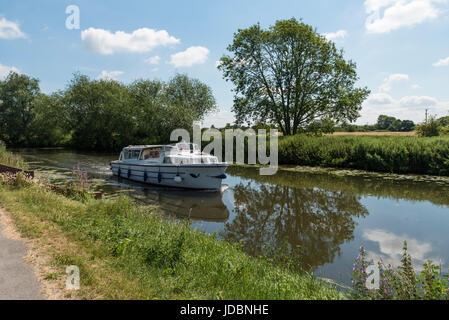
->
123, 142, 197, 150
124, 145, 164, 149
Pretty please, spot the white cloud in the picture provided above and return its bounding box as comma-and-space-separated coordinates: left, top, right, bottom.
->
433, 56, 449, 67
98, 70, 124, 80
81, 27, 180, 55
144, 55, 160, 65
366, 92, 395, 105
363, 229, 437, 270
323, 30, 347, 41
379, 73, 409, 92
399, 95, 438, 106
169, 46, 210, 68
0, 17, 26, 39
0, 64, 20, 79
364, 0, 443, 34
358, 73, 449, 124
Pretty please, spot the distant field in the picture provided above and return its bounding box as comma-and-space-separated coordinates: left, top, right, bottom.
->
329, 131, 416, 136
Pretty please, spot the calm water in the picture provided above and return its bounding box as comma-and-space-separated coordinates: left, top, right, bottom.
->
12, 148, 449, 286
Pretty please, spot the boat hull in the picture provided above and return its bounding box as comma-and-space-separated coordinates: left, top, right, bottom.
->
110, 161, 228, 190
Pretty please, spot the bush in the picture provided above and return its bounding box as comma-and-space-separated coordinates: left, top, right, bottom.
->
352, 242, 449, 300
277, 135, 449, 176
416, 116, 441, 137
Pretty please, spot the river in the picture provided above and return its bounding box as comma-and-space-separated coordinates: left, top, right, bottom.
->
12, 148, 449, 286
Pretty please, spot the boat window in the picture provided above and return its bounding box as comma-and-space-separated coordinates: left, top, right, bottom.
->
141, 148, 162, 160
163, 157, 173, 164
124, 150, 141, 160
177, 143, 190, 151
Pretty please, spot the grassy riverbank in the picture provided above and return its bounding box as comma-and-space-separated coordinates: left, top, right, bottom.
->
278, 135, 449, 176
0, 144, 27, 169
0, 177, 344, 299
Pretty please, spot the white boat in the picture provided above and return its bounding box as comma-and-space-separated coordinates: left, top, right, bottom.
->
110, 142, 228, 190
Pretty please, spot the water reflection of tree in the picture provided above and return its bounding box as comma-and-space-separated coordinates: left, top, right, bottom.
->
221, 182, 368, 271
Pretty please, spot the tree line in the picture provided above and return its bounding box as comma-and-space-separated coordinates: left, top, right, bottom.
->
0, 72, 216, 150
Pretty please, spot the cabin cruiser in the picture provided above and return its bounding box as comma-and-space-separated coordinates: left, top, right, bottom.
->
110, 142, 228, 190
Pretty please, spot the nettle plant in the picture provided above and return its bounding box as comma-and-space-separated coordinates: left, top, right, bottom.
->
352, 242, 449, 300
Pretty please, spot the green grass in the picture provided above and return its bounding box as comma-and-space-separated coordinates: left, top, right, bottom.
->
278, 135, 449, 176
0, 144, 27, 169
0, 181, 344, 300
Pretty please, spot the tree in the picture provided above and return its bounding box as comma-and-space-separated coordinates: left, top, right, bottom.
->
30, 92, 70, 146
63, 73, 136, 150
376, 115, 396, 131
0, 72, 40, 145
163, 73, 217, 122
400, 120, 415, 132
416, 116, 441, 137
131, 74, 217, 144
218, 18, 370, 136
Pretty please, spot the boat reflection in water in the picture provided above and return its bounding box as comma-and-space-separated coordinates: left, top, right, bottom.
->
111, 176, 230, 222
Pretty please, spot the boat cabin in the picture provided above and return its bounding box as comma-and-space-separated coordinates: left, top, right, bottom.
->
118, 143, 218, 165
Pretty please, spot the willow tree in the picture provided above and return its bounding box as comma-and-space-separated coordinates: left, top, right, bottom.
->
218, 18, 370, 135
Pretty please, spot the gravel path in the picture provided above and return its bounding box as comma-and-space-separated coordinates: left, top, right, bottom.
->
0, 210, 43, 300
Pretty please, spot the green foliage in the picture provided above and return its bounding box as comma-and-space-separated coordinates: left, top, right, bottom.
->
0, 72, 216, 150
0, 144, 27, 169
416, 116, 442, 137
438, 116, 449, 127
352, 243, 449, 300
277, 135, 449, 175
218, 18, 370, 135
0, 72, 40, 145
372, 115, 415, 132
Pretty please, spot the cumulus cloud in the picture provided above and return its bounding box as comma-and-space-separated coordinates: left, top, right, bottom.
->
433, 56, 449, 67
379, 73, 409, 92
81, 27, 180, 55
323, 30, 348, 41
366, 92, 395, 105
364, 0, 443, 34
98, 70, 124, 80
399, 95, 438, 106
0, 64, 20, 79
169, 46, 210, 68
363, 229, 437, 269
358, 73, 448, 124
0, 17, 26, 39
144, 55, 160, 65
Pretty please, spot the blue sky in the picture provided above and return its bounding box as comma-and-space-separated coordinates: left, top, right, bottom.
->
1, 0, 449, 127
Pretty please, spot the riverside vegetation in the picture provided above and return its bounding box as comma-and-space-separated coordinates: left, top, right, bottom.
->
352, 243, 449, 300
278, 135, 449, 176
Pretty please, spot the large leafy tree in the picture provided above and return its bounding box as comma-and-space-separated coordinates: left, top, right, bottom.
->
30, 92, 70, 146
0, 72, 40, 145
218, 18, 370, 135
63, 73, 136, 150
